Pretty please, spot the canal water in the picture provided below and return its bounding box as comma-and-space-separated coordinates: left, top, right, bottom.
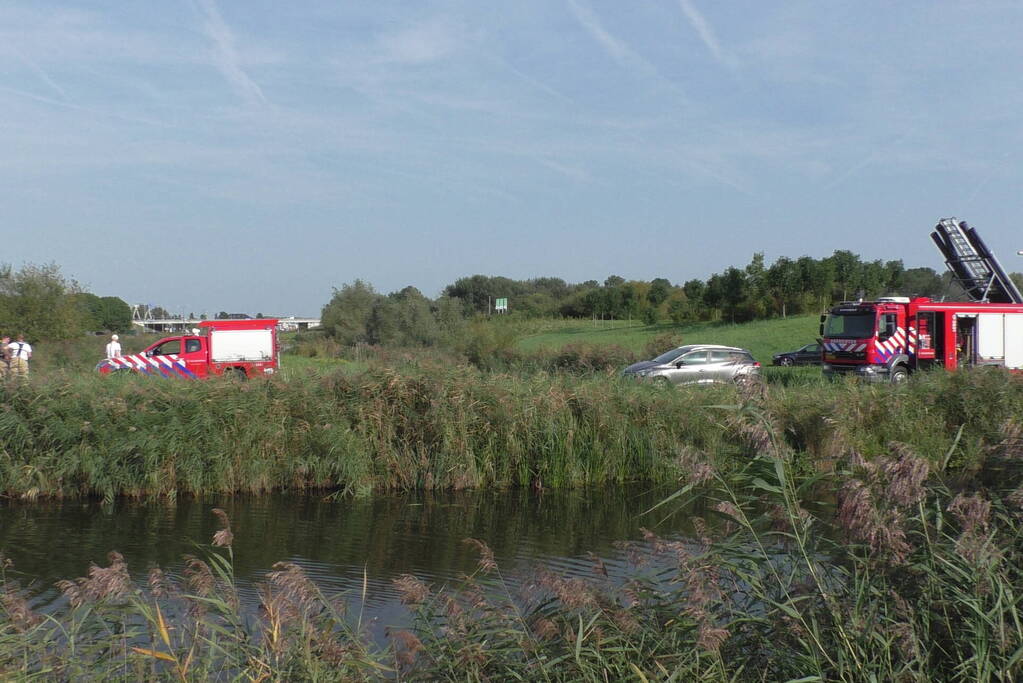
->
0, 486, 694, 635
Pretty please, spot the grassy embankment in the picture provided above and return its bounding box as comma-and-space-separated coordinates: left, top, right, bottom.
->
516, 314, 824, 382
517, 314, 820, 360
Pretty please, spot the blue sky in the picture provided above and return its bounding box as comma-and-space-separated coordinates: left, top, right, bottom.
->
3, 1, 1022, 316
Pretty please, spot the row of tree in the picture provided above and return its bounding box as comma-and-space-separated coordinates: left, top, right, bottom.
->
0, 263, 132, 340
443, 251, 955, 324
321, 250, 976, 347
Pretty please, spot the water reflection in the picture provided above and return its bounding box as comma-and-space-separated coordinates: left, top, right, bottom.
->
0, 486, 693, 627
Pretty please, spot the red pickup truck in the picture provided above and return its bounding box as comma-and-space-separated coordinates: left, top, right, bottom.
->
97, 319, 280, 379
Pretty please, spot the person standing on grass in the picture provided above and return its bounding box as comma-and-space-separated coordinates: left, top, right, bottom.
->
106, 334, 122, 358
8, 334, 31, 379
0, 335, 9, 379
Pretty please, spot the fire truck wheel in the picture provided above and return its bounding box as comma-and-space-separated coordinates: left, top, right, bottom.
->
230, 367, 248, 381
889, 366, 908, 384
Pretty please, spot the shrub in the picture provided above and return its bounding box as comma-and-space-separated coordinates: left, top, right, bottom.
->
642, 331, 685, 360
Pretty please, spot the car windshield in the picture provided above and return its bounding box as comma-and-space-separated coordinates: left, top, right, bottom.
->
651, 347, 688, 364
823, 312, 875, 339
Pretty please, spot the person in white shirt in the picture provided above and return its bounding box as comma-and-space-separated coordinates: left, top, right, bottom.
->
8, 334, 32, 379
106, 334, 123, 359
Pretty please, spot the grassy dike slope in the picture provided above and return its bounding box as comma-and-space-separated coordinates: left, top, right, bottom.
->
0, 358, 1019, 499
517, 314, 821, 363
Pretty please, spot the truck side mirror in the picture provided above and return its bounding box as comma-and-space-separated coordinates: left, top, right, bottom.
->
819, 314, 826, 337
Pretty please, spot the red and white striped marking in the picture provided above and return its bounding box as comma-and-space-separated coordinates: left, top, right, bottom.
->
107, 353, 186, 371
876, 327, 906, 355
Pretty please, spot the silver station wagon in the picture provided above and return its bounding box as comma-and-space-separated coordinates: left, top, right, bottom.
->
621, 344, 761, 386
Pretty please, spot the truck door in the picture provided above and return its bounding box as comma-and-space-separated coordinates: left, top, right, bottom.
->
875, 310, 900, 362
1006, 314, 1023, 369
977, 314, 1006, 365
180, 337, 208, 378
145, 337, 186, 377
914, 311, 936, 362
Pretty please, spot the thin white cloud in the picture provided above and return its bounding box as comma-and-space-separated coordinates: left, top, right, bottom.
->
375, 20, 462, 64
11, 46, 69, 100
484, 53, 577, 106
565, 0, 669, 87
567, 0, 632, 65
677, 0, 735, 69
537, 157, 592, 184
196, 0, 266, 104
0, 84, 174, 128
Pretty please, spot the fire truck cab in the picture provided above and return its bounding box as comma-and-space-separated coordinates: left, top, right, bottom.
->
821, 297, 1023, 382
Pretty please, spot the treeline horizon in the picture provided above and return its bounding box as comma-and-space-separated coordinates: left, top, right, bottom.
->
11, 249, 1023, 345
0, 263, 133, 341
320, 250, 1000, 348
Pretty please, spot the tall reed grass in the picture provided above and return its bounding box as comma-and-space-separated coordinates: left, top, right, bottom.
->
4, 433, 1023, 680
1, 364, 1021, 500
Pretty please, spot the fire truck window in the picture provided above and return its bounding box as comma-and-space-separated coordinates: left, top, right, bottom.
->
878, 314, 896, 338
154, 340, 181, 355
185, 339, 202, 353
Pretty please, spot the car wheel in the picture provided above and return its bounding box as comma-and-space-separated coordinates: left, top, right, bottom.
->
889, 366, 908, 384
654, 376, 672, 387
779, 357, 794, 366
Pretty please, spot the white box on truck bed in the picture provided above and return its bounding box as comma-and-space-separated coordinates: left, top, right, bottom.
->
210, 328, 274, 362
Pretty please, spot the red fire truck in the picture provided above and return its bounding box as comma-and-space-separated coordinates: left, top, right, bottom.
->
97, 319, 280, 379
821, 297, 1023, 382
821, 218, 1023, 382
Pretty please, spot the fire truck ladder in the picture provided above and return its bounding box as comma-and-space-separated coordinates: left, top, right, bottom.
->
930, 218, 1023, 304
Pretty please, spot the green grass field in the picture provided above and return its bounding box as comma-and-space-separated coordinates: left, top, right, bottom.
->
517, 314, 821, 363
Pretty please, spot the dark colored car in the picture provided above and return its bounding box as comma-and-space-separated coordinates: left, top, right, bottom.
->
772, 343, 823, 366
622, 344, 761, 386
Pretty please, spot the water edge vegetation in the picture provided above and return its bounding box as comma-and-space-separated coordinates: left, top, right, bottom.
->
0, 362, 1020, 500
3, 438, 1022, 680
